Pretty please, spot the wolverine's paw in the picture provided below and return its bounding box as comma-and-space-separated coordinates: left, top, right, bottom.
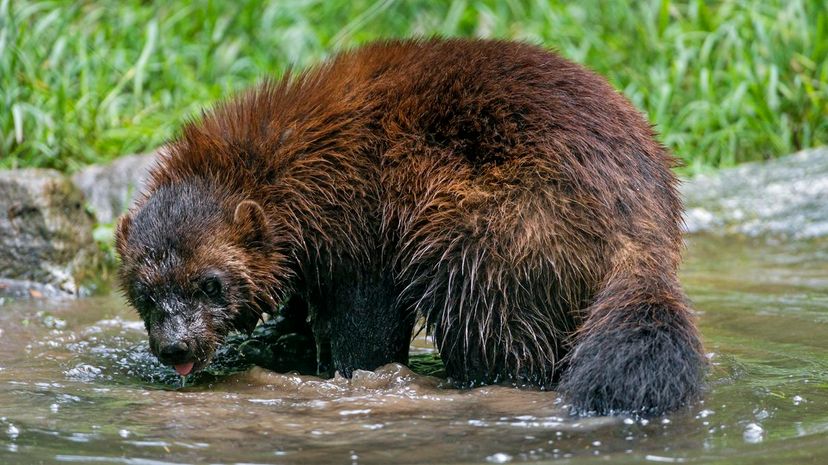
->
559, 321, 706, 416
238, 314, 318, 375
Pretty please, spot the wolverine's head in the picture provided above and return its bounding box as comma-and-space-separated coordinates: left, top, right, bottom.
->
115, 179, 283, 376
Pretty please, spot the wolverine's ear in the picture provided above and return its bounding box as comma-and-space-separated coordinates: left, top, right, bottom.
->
114, 213, 132, 258
233, 200, 269, 247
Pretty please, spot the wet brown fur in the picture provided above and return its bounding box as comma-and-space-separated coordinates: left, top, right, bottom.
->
116, 39, 705, 415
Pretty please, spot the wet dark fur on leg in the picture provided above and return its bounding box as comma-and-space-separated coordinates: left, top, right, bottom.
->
115, 38, 706, 415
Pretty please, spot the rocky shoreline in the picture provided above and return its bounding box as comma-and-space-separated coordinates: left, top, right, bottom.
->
0, 151, 158, 297
1, 147, 826, 298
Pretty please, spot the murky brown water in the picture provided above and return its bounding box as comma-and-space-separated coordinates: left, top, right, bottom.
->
1, 236, 827, 464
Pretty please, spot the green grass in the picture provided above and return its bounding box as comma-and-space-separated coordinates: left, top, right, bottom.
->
1, 0, 826, 173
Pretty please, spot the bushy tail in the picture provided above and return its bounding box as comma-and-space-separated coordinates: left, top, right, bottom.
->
559, 269, 706, 416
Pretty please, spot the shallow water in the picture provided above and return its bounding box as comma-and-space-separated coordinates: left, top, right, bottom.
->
1, 236, 827, 464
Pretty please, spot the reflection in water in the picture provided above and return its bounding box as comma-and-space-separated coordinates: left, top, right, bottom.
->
1, 236, 827, 464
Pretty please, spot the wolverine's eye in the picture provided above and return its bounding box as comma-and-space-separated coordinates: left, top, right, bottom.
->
130, 286, 154, 316
133, 294, 151, 310
200, 276, 223, 300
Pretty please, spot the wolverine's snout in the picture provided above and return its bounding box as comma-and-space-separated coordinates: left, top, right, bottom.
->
158, 340, 192, 365
149, 303, 199, 367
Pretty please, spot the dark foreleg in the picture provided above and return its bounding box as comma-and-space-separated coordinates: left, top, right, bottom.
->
318, 265, 415, 378
239, 294, 318, 375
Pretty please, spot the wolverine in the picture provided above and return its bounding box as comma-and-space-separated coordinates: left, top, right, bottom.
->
116, 39, 706, 415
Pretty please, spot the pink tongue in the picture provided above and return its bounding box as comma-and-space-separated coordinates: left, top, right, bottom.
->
174, 362, 194, 376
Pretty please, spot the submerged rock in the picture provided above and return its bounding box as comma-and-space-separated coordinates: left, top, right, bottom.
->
682, 147, 828, 239
0, 170, 100, 296
71, 151, 159, 225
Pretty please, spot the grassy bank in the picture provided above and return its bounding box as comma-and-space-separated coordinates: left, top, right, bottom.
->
1, 0, 826, 173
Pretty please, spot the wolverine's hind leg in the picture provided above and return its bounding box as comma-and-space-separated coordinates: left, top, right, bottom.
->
422, 252, 577, 389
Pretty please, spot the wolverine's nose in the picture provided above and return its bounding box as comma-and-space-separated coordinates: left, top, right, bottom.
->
159, 340, 191, 364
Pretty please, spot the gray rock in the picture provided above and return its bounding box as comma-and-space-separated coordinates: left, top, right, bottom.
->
71, 151, 159, 225
681, 147, 828, 238
0, 278, 68, 299
0, 169, 100, 296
